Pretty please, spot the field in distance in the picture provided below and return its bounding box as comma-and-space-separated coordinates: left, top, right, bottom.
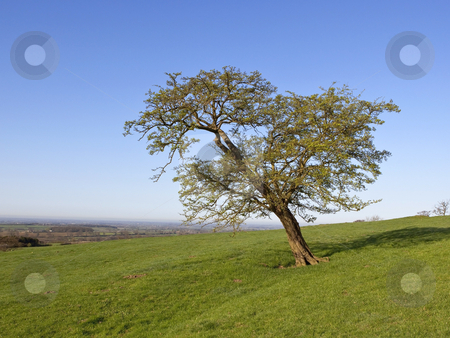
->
1, 216, 450, 337
0, 223, 213, 248
0, 222, 277, 248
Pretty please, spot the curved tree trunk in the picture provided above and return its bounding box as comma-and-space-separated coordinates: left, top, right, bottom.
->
274, 206, 329, 267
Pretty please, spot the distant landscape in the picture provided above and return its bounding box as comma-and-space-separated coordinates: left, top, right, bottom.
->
0, 217, 282, 250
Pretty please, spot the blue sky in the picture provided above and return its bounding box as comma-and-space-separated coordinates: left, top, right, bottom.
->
1, 0, 449, 227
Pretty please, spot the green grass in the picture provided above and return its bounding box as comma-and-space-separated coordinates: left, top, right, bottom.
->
1, 216, 450, 337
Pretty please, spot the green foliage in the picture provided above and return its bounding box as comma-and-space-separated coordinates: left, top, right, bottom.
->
1, 216, 450, 337
124, 66, 400, 230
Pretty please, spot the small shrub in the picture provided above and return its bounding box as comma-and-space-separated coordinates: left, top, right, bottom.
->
18, 236, 41, 246
366, 215, 382, 222
416, 210, 431, 217
353, 219, 365, 223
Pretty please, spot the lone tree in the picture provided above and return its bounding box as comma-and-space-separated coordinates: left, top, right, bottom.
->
433, 200, 450, 216
124, 66, 400, 267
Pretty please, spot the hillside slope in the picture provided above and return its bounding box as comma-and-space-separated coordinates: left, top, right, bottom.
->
1, 216, 450, 337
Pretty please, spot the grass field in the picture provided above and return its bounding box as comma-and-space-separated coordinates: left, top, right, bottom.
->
1, 216, 450, 337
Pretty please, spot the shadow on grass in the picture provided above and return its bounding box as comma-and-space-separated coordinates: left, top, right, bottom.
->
311, 226, 450, 257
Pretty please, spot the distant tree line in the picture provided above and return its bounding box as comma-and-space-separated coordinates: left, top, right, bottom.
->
49, 226, 94, 232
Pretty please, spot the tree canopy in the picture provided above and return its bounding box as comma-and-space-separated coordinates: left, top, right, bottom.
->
124, 66, 400, 266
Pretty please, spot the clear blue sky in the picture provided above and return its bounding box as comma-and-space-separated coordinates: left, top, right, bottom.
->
1, 0, 449, 226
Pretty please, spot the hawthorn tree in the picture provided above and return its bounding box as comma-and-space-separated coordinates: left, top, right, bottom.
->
123, 66, 400, 267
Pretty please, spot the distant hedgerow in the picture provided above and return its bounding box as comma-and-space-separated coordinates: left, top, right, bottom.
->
0, 236, 48, 251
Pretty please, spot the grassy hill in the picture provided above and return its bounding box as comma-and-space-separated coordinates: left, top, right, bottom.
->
1, 216, 450, 337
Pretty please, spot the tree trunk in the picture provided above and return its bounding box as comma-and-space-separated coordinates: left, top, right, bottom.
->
274, 206, 329, 267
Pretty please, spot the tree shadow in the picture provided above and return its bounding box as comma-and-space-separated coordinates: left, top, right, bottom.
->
311, 226, 450, 257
